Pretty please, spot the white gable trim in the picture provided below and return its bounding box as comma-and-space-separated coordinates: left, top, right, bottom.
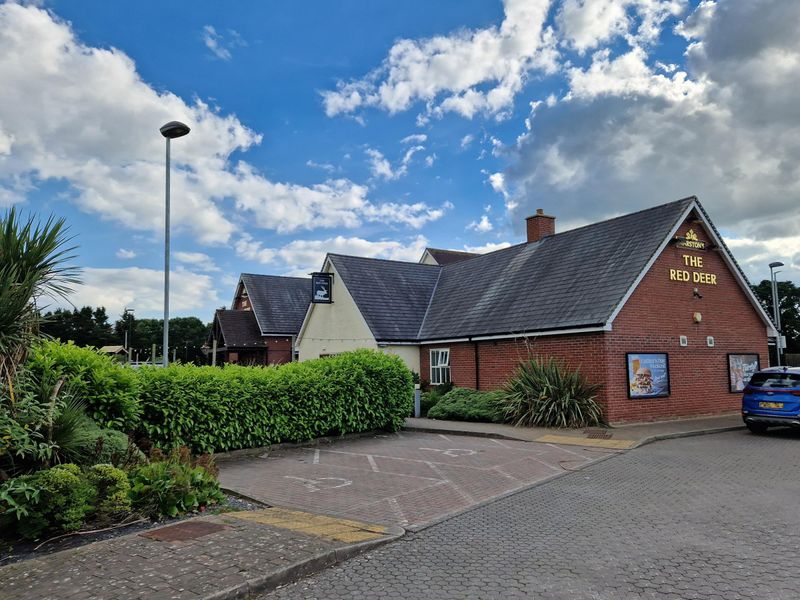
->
605, 199, 778, 337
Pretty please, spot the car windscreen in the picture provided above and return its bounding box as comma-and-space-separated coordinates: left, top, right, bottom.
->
748, 372, 800, 388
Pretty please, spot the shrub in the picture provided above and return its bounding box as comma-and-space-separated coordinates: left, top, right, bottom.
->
27, 341, 140, 431
499, 357, 603, 428
427, 387, 505, 423
85, 464, 131, 522
129, 451, 224, 518
137, 349, 414, 453
0, 463, 95, 539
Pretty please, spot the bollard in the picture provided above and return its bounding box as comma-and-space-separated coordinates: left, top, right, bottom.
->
414, 385, 421, 418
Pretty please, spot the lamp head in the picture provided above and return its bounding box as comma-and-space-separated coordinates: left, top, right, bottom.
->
160, 121, 191, 139
769, 261, 785, 269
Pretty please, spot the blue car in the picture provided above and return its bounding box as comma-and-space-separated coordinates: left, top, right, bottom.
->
742, 367, 800, 433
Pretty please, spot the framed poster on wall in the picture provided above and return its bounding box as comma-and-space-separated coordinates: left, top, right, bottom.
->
727, 353, 760, 393
626, 353, 670, 399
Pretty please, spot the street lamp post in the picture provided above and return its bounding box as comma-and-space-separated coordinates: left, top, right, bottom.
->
159, 121, 191, 367
123, 307, 135, 363
769, 261, 785, 366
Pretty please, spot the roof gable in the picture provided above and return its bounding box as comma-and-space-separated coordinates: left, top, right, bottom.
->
328, 254, 440, 341
239, 274, 310, 335
420, 247, 479, 266
214, 309, 264, 347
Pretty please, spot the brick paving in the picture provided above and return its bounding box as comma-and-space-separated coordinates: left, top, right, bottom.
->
219, 431, 606, 529
263, 428, 800, 599
0, 509, 397, 600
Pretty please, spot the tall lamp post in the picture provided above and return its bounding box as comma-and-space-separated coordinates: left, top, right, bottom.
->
769, 261, 784, 366
123, 307, 135, 363
159, 120, 191, 367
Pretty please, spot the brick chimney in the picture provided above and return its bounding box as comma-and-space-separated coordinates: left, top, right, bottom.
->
525, 209, 555, 243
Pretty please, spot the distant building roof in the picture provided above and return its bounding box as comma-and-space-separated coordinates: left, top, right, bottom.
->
328, 254, 440, 342
99, 345, 126, 355
239, 274, 310, 335
214, 309, 264, 347
421, 247, 478, 266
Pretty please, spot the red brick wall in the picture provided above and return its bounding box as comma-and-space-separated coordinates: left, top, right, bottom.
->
226, 337, 294, 365
418, 215, 770, 424
603, 216, 769, 423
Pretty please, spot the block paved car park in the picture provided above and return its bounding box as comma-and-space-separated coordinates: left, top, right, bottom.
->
218, 431, 609, 530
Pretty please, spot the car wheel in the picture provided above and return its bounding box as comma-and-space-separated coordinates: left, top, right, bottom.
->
746, 422, 768, 434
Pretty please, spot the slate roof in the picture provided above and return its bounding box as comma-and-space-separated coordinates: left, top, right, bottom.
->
418, 197, 696, 340
239, 274, 310, 335
424, 248, 478, 265
323, 197, 699, 342
214, 309, 264, 347
328, 255, 441, 341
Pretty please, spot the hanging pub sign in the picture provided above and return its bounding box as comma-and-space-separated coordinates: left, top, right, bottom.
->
626, 353, 670, 399
311, 272, 332, 303
727, 353, 760, 393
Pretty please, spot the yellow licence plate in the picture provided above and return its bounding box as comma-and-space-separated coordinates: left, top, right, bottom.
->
759, 401, 784, 409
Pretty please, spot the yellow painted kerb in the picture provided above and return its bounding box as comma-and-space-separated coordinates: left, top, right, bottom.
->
536, 434, 636, 450
229, 507, 388, 543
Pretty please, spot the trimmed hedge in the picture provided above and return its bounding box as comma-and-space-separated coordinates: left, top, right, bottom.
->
427, 387, 505, 423
27, 341, 141, 431
137, 349, 413, 453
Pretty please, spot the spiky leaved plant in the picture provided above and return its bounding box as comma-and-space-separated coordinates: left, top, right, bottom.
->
499, 356, 603, 428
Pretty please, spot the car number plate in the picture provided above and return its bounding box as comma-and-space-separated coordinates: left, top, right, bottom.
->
759, 401, 784, 409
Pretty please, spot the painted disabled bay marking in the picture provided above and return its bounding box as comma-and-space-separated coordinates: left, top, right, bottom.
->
284, 476, 352, 492
419, 447, 478, 458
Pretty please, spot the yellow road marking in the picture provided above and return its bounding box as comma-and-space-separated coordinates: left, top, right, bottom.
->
535, 434, 636, 450
228, 508, 387, 543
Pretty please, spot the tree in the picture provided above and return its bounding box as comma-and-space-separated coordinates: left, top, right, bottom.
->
751, 280, 800, 353
40, 306, 116, 347
112, 316, 211, 363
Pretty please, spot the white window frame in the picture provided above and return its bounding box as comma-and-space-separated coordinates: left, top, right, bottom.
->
429, 348, 451, 385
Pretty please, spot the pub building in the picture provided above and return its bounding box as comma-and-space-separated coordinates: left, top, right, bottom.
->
296, 196, 776, 424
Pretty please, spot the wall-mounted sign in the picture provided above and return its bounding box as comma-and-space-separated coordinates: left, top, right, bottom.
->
311, 273, 332, 303
669, 254, 717, 285
675, 228, 706, 250
728, 353, 760, 393
626, 353, 670, 399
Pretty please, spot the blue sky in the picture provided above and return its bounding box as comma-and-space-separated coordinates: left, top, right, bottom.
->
1, 0, 798, 320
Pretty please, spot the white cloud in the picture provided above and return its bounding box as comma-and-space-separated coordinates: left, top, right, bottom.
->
0, 5, 433, 245
57, 267, 220, 318
463, 241, 513, 253
508, 0, 800, 274
467, 215, 494, 233
116, 248, 136, 259
400, 133, 427, 144
460, 134, 475, 148
488, 172, 508, 198
365, 145, 426, 180
674, 0, 716, 40
321, 0, 558, 120
235, 234, 430, 275
174, 251, 220, 272
557, 0, 686, 54
201, 25, 246, 61
425, 154, 437, 167
306, 159, 337, 173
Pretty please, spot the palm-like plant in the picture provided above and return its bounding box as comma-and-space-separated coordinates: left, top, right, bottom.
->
0, 208, 80, 395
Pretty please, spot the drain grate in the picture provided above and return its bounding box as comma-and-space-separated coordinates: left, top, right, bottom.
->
583, 429, 613, 439
141, 521, 230, 542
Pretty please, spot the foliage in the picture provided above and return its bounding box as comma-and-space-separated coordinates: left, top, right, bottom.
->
27, 340, 140, 430
420, 387, 446, 417
0, 207, 80, 392
85, 464, 131, 522
752, 279, 799, 352
499, 357, 603, 428
137, 349, 414, 453
427, 387, 505, 423
40, 306, 116, 348
0, 464, 95, 540
129, 449, 223, 518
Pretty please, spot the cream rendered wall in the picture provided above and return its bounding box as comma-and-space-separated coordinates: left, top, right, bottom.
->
298, 263, 378, 361
382, 345, 420, 373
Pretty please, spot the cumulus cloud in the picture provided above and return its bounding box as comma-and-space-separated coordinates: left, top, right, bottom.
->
463, 241, 513, 253
365, 145, 426, 180
321, 0, 558, 121
56, 267, 220, 317
235, 234, 430, 275
467, 215, 494, 233
174, 251, 220, 272
116, 248, 136, 259
506, 0, 800, 284
0, 5, 432, 245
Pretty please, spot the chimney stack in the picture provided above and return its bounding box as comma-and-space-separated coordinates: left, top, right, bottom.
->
525, 208, 555, 243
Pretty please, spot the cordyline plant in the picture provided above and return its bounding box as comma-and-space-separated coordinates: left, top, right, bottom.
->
0, 208, 80, 400
499, 356, 604, 428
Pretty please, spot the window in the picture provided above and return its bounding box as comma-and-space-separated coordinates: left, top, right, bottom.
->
430, 348, 450, 385
748, 372, 800, 389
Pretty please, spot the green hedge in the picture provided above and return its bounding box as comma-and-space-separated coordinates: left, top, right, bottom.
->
427, 387, 505, 423
27, 341, 141, 431
137, 349, 414, 453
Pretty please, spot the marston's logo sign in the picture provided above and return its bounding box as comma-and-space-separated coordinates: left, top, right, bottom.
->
675, 228, 706, 250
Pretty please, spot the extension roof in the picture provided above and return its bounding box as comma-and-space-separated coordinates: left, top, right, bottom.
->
316, 197, 775, 343
422, 248, 479, 265
214, 309, 264, 347
238, 273, 310, 335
